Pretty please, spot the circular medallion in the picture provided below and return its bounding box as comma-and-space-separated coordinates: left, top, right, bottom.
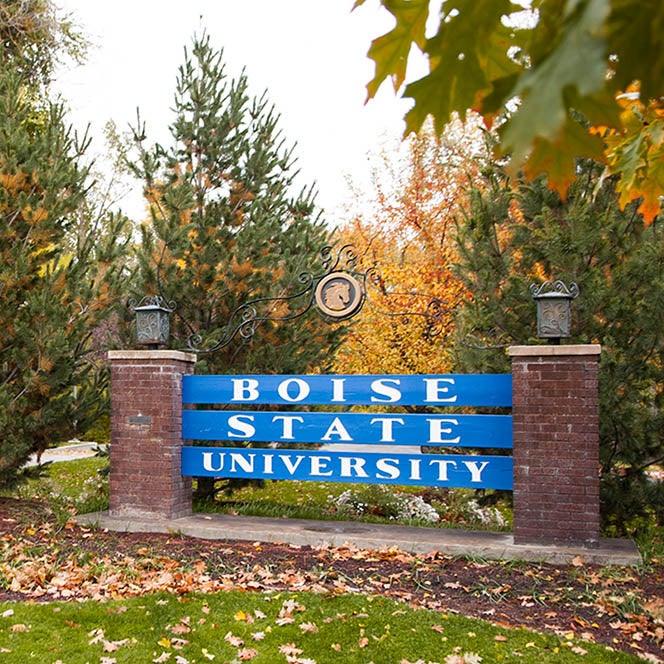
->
314, 272, 364, 320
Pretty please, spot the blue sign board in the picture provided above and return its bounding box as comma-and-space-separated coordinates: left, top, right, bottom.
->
181, 373, 514, 491
183, 410, 512, 449
181, 446, 514, 490
183, 373, 512, 407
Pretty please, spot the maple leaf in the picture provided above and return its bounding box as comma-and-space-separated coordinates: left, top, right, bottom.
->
170, 622, 191, 635
360, 0, 429, 100
604, 98, 664, 222
237, 649, 258, 661
501, 0, 610, 160
224, 631, 244, 647
279, 643, 304, 656
361, 0, 664, 221
405, 0, 521, 133
153, 654, 171, 663
516, 114, 605, 197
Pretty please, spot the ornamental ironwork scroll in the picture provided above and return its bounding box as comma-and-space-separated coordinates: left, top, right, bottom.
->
182, 244, 447, 354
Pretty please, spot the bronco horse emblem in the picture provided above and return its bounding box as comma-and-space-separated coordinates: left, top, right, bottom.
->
314, 271, 364, 320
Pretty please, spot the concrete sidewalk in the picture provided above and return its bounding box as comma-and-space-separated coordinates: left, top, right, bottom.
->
76, 511, 642, 566
26, 442, 107, 466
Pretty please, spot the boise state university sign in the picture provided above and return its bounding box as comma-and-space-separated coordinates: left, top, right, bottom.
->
180, 374, 514, 490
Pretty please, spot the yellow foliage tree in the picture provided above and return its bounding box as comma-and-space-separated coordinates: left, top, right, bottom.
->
332, 116, 486, 375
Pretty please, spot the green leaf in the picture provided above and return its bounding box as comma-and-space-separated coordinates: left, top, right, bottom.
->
515, 114, 606, 196
501, 0, 610, 161
607, 0, 664, 102
403, 0, 522, 132
404, 50, 488, 133
365, 0, 430, 100
565, 86, 622, 129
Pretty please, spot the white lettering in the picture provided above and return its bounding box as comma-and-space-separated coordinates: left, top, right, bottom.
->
423, 378, 457, 403
426, 418, 461, 444
340, 456, 368, 478
277, 378, 310, 402
321, 416, 353, 441
227, 414, 256, 439
429, 459, 458, 481
263, 454, 274, 474
463, 460, 490, 483
409, 458, 421, 481
271, 415, 304, 440
310, 455, 334, 477
230, 453, 255, 473
331, 378, 346, 402
232, 378, 259, 402
370, 378, 402, 403
281, 454, 305, 475
370, 417, 405, 442
376, 457, 401, 480
202, 452, 225, 472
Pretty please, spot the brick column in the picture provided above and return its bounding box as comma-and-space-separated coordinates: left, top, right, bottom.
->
108, 350, 196, 520
509, 345, 601, 547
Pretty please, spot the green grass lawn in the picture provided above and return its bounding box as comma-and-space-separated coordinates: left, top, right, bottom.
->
0, 591, 642, 663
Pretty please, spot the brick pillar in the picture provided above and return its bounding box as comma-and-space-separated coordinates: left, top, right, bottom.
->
108, 350, 196, 520
509, 345, 601, 547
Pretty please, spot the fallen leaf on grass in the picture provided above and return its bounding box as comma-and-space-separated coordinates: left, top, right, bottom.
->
224, 631, 244, 647
153, 654, 171, 663
10, 624, 29, 632
280, 643, 303, 656
237, 648, 258, 660
103, 638, 130, 652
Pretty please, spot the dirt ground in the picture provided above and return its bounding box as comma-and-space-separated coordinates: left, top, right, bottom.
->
0, 497, 662, 661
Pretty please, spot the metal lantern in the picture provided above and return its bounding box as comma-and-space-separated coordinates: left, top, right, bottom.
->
530, 281, 579, 343
132, 296, 173, 348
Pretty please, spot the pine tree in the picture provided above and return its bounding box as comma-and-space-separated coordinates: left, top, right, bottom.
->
129, 34, 340, 376
0, 64, 128, 486
453, 160, 664, 531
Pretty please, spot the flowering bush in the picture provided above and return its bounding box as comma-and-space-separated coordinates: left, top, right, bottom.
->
437, 496, 508, 530
330, 485, 510, 530
330, 485, 440, 524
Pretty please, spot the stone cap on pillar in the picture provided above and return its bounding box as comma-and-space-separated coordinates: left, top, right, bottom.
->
508, 344, 601, 357
107, 350, 197, 363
